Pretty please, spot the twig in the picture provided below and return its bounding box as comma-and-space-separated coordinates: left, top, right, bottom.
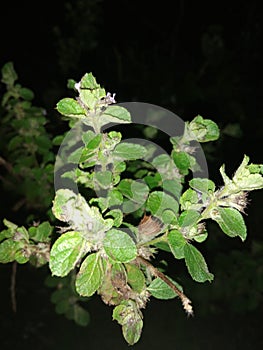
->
11, 261, 17, 313
0, 156, 13, 174
137, 256, 194, 316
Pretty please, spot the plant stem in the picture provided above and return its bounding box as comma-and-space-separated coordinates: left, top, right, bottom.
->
136, 256, 193, 316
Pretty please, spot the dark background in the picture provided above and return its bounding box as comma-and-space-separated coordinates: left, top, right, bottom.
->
0, 0, 263, 349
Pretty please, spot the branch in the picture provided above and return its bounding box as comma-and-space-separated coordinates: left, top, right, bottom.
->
11, 262, 17, 313
137, 256, 193, 316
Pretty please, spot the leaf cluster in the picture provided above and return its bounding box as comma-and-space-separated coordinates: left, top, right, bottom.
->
0, 70, 262, 345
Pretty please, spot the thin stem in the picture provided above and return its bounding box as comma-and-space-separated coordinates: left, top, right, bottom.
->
11, 262, 17, 313
136, 256, 193, 316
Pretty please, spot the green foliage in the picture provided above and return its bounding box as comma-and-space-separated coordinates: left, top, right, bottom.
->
0, 62, 54, 213
1, 68, 263, 345
45, 274, 90, 327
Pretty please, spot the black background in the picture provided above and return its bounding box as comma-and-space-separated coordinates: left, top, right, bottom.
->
0, 1, 263, 349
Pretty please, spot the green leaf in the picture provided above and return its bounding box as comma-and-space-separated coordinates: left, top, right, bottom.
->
118, 179, 149, 213
15, 249, 29, 264
172, 151, 191, 173
56, 98, 86, 117
168, 229, 187, 259
125, 263, 145, 293
70, 304, 90, 327
147, 277, 182, 299
184, 244, 214, 282
1, 62, 17, 86
102, 105, 131, 123
146, 191, 179, 218
28, 221, 53, 242
107, 189, 123, 207
75, 253, 106, 297
94, 170, 112, 189
113, 142, 147, 160
103, 229, 137, 263
178, 210, 200, 227
162, 179, 182, 199
84, 133, 102, 149
19, 87, 34, 101
80, 72, 100, 89
3, 219, 18, 231
112, 300, 143, 345
189, 178, 215, 193
0, 239, 24, 263
180, 188, 200, 210
52, 189, 113, 237
105, 209, 123, 227
187, 115, 220, 142
49, 231, 87, 277
211, 207, 247, 241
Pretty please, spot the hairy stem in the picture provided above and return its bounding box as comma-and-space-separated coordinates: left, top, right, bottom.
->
136, 256, 193, 316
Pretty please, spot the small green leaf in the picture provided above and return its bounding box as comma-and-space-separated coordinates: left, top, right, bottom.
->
76, 253, 106, 297
19, 87, 34, 101
168, 229, 186, 259
146, 191, 179, 218
102, 105, 131, 123
94, 170, 112, 189
184, 244, 214, 282
70, 304, 90, 327
56, 98, 86, 117
0, 239, 24, 263
125, 263, 145, 293
189, 178, 215, 193
178, 210, 200, 227
29, 221, 53, 242
103, 229, 137, 263
107, 189, 123, 207
105, 209, 123, 227
80, 72, 100, 89
180, 188, 200, 210
148, 277, 182, 299
113, 142, 147, 160
211, 207, 247, 241
1, 62, 17, 86
172, 151, 191, 173
162, 179, 182, 199
112, 300, 143, 345
118, 179, 149, 212
187, 115, 220, 142
49, 231, 87, 277
3, 219, 18, 231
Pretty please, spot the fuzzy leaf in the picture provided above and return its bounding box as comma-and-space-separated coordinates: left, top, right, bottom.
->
168, 229, 186, 259
112, 300, 143, 345
148, 277, 182, 299
125, 263, 145, 293
211, 207, 247, 241
49, 231, 87, 277
0, 239, 24, 263
184, 243, 214, 282
103, 229, 137, 263
146, 191, 179, 218
187, 115, 220, 142
28, 221, 53, 242
102, 105, 131, 123
178, 210, 200, 227
113, 142, 147, 160
75, 253, 106, 297
189, 178, 215, 193
1, 62, 17, 86
56, 98, 86, 117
